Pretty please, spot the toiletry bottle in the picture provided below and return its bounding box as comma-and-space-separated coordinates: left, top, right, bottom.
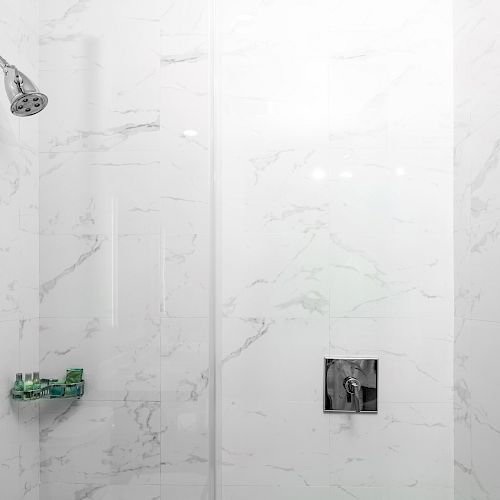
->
24, 373, 33, 400
14, 373, 24, 391
65, 368, 83, 384
13, 373, 24, 399
33, 372, 41, 398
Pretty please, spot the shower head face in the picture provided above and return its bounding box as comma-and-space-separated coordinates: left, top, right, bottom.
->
10, 92, 48, 116
4, 66, 48, 117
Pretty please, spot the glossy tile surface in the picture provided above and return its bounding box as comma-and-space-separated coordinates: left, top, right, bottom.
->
454, 0, 500, 498
0, 2, 40, 499
38, 0, 210, 498
217, 0, 454, 498
0, 1, 464, 499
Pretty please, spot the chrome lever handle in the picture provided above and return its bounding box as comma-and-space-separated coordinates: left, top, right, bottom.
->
344, 376, 361, 413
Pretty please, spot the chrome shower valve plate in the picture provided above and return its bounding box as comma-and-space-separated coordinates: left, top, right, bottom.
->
324, 358, 378, 413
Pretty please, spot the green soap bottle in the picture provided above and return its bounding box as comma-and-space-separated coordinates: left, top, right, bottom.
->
14, 373, 24, 391
13, 373, 24, 399
23, 373, 33, 400
33, 372, 41, 399
65, 368, 83, 384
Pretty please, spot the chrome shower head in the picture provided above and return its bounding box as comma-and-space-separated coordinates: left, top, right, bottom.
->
0, 56, 48, 117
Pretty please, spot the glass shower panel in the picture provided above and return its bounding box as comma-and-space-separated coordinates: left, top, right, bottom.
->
37, 1, 211, 499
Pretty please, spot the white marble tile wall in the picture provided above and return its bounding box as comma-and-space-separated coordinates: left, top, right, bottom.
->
454, 1, 500, 499
0, 1, 40, 499
38, 1, 163, 499
218, 1, 454, 499
4, 0, 460, 499
160, 0, 211, 498
38, 1, 211, 499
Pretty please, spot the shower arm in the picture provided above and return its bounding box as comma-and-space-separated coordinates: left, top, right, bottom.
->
0, 55, 10, 70
0, 55, 23, 86
0, 55, 17, 75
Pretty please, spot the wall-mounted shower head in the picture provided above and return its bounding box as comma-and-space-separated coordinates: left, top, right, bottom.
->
0, 55, 48, 117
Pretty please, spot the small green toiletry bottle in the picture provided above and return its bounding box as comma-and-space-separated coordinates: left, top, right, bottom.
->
65, 384, 79, 397
49, 379, 64, 398
13, 373, 24, 399
33, 372, 41, 399
15, 373, 24, 391
23, 373, 33, 400
65, 368, 83, 384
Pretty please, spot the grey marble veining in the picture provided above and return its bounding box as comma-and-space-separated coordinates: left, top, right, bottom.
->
454, 0, 500, 498
0, 1, 463, 500
0, 2, 40, 499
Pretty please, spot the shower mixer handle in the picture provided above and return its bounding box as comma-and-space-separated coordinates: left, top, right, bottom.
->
324, 358, 377, 414
344, 376, 361, 413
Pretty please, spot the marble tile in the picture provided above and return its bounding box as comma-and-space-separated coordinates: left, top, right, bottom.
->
40, 233, 160, 319
161, 0, 209, 36
40, 0, 159, 71
219, 145, 330, 238
40, 400, 161, 485
0, 320, 23, 443
40, 483, 161, 500
454, 0, 500, 143
330, 317, 453, 404
161, 34, 209, 90
219, 138, 330, 206
159, 88, 210, 206
39, 0, 159, 22
160, 48, 209, 235
0, 3, 40, 497
39, 233, 111, 317
162, 233, 209, 318
39, 0, 160, 154
0, 1, 463, 500
460, 115, 500, 226
159, 136, 209, 205
327, 1, 452, 150
222, 485, 331, 500
162, 485, 208, 500
160, 316, 209, 486
330, 486, 453, 500
330, 228, 453, 318
453, 137, 471, 233
221, 401, 330, 487
40, 316, 160, 402
19, 317, 40, 374
18, 402, 40, 499
161, 318, 209, 401
329, 148, 452, 236
222, 233, 330, 319
468, 320, 500, 496
40, 151, 160, 236
39, 67, 160, 154
454, 228, 471, 319
161, 399, 209, 486
453, 1, 500, 497
0, 145, 38, 208
222, 197, 328, 235
0, 230, 39, 322
222, 317, 328, 405
161, 196, 209, 235
160, 86, 208, 149
469, 219, 500, 322
0, 442, 22, 500
454, 318, 471, 496
329, 404, 453, 488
